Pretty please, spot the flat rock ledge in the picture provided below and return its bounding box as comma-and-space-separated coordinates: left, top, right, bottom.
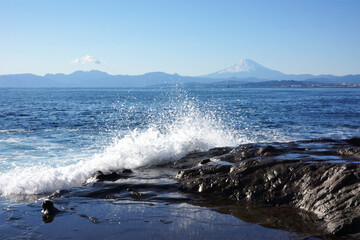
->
175, 138, 360, 237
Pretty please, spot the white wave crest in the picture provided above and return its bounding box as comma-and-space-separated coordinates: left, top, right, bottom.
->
0, 102, 238, 196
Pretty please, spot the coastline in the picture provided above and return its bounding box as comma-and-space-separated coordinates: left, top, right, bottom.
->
1, 137, 359, 239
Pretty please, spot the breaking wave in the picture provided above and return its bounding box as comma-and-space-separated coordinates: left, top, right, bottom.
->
0, 99, 238, 196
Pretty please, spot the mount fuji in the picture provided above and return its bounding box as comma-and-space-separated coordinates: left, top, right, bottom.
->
205, 59, 323, 80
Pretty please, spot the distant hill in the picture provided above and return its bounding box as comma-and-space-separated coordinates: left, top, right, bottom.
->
0, 74, 60, 87
0, 71, 220, 88
0, 60, 359, 88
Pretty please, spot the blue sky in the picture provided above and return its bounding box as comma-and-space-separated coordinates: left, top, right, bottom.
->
0, 0, 359, 76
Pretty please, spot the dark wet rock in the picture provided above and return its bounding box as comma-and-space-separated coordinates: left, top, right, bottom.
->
94, 171, 122, 181
200, 159, 211, 165
171, 147, 232, 169
338, 148, 360, 160
41, 199, 60, 215
41, 199, 60, 223
159, 219, 173, 224
93, 169, 132, 182
75, 181, 179, 200
174, 138, 360, 237
49, 189, 72, 199
346, 137, 360, 147
121, 169, 133, 174
230, 144, 283, 160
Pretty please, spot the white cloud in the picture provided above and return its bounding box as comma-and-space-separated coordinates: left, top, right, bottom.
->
72, 55, 100, 64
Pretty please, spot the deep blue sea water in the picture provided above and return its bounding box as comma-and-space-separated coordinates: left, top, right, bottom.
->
0, 87, 359, 196
0, 87, 359, 239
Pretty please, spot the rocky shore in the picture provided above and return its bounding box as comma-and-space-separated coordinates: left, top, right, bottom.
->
47, 138, 360, 239
174, 138, 360, 238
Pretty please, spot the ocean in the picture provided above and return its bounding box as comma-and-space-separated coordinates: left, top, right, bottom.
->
0, 87, 359, 239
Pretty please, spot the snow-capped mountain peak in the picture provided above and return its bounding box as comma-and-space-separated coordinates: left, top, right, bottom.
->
218, 59, 267, 73
206, 59, 285, 79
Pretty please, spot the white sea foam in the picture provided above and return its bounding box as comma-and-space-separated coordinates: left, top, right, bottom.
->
0, 101, 239, 196
0, 129, 27, 133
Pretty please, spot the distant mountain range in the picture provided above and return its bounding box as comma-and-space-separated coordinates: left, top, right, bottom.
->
0, 59, 359, 88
